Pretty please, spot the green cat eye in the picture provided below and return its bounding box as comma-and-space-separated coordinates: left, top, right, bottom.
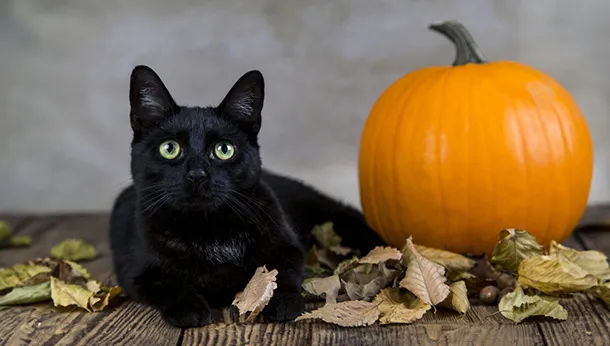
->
159, 140, 181, 160
213, 140, 235, 160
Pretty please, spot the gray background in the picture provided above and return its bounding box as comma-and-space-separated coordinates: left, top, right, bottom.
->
1, 0, 608, 213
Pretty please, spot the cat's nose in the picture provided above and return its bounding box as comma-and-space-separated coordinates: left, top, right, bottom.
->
186, 169, 208, 187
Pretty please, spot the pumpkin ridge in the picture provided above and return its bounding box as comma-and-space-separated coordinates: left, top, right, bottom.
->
525, 78, 557, 245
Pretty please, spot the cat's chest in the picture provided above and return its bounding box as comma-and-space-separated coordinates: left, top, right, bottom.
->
192, 234, 249, 265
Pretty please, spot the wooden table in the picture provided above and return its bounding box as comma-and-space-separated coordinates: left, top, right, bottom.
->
1, 210, 609, 346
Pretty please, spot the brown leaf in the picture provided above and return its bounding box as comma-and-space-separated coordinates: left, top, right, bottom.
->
490, 228, 543, 275
373, 288, 430, 325
518, 255, 598, 294
302, 275, 341, 304
91, 286, 123, 311
295, 300, 380, 327
232, 265, 278, 322
411, 244, 475, 273
359, 246, 402, 264
400, 237, 450, 305
439, 281, 470, 314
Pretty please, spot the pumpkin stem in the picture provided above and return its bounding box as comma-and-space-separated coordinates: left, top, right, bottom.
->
429, 20, 487, 66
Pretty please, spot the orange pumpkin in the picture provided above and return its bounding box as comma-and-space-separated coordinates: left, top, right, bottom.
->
358, 20, 594, 255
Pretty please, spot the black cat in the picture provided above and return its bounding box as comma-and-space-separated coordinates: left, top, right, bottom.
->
109, 65, 385, 328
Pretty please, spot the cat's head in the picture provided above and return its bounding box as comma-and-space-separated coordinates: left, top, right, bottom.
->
128, 65, 264, 213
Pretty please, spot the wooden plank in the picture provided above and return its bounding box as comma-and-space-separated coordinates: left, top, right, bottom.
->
574, 230, 610, 256
537, 294, 610, 346
0, 215, 182, 346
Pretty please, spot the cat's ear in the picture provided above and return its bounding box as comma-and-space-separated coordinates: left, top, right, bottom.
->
217, 70, 264, 136
129, 65, 178, 133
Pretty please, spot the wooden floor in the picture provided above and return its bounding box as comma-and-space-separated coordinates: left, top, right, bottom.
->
1, 212, 610, 346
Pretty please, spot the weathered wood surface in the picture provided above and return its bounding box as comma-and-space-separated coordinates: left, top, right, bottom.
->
0, 212, 609, 346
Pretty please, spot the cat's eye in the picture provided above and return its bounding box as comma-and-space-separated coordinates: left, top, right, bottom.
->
159, 140, 181, 160
213, 140, 235, 160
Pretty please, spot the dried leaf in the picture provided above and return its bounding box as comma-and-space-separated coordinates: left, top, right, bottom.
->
400, 237, 450, 305
312, 222, 342, 248
232, 265, 278, 322
334, 257, 359, 276
0, 264, 52, 291
498, 286, 568, 323
64, 260, 93, 280
439, 281, 470, 314
490, 228, 543, 275
0, 221, 9, 239
518, 255, 598, 294
50, 239, 98, 261
359, 246, 402, 264
549, 241, 610, 278
329, 246, 352, 256
589, 283, 610, 308
411, 244, 475, 273
0, 221, 32, 249
302, 275, 341, 304
0, 281, 51, 305
373, 288, 430, 325
91, 286, 123, 311
305, 264, 330, 278
295, 300, 380, 327
341, 262, 400, 301
50, 276, 95, 311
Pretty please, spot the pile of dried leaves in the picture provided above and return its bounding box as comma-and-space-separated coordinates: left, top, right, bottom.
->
232, 223, 610, 327
0, 231, 120, 312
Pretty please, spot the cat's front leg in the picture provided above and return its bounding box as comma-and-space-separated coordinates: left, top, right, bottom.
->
132, 265, 211, 328
261, 243, 306, 322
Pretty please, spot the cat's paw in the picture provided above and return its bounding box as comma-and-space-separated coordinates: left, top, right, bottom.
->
161, 303, 211, 328
262, 292, 304, 322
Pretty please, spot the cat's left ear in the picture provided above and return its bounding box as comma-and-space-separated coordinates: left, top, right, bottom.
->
217, 70, 264, 136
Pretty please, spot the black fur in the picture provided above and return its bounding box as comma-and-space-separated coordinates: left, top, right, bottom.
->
109, 65, 385, 328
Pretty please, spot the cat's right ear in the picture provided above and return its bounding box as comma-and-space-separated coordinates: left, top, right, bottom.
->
129, 65, 178, 133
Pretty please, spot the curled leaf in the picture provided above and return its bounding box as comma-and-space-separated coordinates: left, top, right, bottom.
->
0, 281, 51, 305
50, 239, 98, 261
341, 262, 400, 302
232, 265, 278, 322
518, 255, 598, 294
411, 244, 475, 273
302, 275, 341, 304
549, 241, 610, 278
359, 246, 402, 264
491, 228, 543, 275
91, 286, 123, 311
499, 286, 568, 323
439, 281, 470, 314
312, 222, 342, 248
295, 300, 380, 327
399, 237, 450, 305
373, 288, 430, 325
588, 283, 610, 308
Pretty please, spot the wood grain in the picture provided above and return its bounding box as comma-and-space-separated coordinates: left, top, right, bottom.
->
0, 213, 609, 346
